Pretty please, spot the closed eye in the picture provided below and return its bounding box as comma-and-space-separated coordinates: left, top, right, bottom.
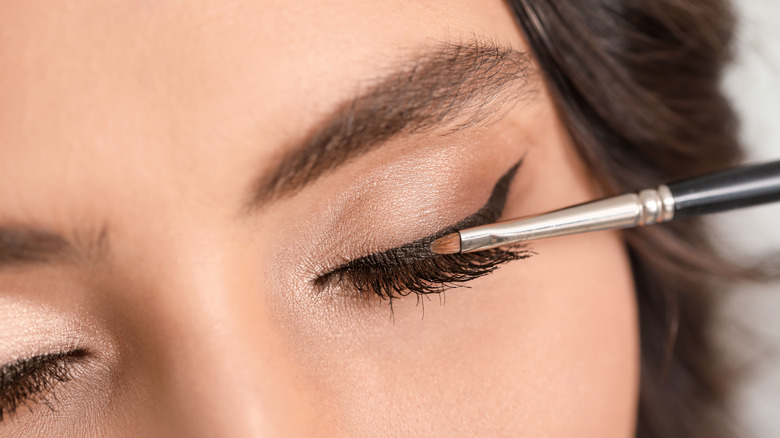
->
0, 349, 89, 422
313, 159, 533, 302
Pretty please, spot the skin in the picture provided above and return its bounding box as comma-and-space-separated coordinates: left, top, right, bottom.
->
0, 1, 639, 436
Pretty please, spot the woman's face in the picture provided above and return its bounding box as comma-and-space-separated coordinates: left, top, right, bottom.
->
0, 1, 639, 436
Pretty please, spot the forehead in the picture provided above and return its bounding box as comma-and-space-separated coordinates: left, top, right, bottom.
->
0, 0, 524, 218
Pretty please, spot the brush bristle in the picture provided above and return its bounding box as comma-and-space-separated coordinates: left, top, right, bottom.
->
430, 233, 461, 254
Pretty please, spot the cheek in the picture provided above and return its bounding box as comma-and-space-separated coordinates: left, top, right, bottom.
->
406, 231, 639, 437
504, 230, 639, 436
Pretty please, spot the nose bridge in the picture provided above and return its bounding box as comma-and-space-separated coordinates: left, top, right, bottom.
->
126, 231, 322, 438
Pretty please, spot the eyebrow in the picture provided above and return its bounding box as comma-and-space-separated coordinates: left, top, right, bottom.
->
0, 43, 534, 269
0, 225, 108, 269
249, 41, 535, 208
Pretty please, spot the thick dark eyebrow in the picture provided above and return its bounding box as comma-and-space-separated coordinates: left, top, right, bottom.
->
0, 225, 109, 269
249, 41, 535, 209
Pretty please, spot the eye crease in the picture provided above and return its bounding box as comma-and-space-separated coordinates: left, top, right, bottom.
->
313, 159, 534, 302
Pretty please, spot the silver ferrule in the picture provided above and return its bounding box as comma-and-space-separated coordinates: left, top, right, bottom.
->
459, 184, 676, 253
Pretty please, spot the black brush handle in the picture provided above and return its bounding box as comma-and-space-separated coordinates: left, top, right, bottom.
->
668, 160, 780, 220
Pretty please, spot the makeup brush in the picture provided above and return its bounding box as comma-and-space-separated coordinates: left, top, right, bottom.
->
431, 160, 780, 255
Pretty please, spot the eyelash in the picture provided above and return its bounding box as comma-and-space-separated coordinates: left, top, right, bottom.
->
0, 349, 88, 422
315, 246, 532, 304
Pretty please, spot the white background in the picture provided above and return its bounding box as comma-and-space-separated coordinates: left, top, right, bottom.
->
721, 0, 780, 435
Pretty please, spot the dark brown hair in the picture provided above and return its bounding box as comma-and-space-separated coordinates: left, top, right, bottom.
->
507, 1, 748, 437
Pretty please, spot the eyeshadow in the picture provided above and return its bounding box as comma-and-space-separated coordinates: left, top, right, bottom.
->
311, 158, 531, 301
331, 159, 522, 267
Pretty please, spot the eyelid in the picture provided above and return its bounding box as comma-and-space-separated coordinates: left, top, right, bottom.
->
322, 157, 524, 273
0, 349, 89, 422
313, 158, 529, 301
